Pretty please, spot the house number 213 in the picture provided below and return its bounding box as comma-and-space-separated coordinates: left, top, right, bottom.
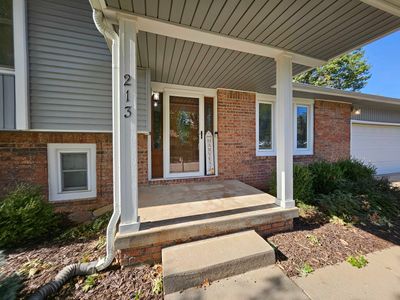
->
123, 74, 132, 118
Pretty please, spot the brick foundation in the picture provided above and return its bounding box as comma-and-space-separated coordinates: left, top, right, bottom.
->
0, 131, 113, 216
117, 219, 293, 266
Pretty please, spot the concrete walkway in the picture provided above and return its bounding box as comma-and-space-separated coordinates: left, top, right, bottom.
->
294, 246, 400, 300
379, 173, 400, 188
166, 265, 310, 300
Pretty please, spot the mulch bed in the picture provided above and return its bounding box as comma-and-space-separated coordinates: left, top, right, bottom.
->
268, 214, 399, 277
2, 237, 163, 299
3, 212, 398, 298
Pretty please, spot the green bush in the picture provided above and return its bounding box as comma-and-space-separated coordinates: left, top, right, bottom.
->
0, 251, 21, 300
268, 164, 314, 203
268, 159, 400, 224
57, 211, 111, 241
308, 161, 345, 194
315, 191, 363, 222
0, 184, 59, 249
336, 159, 376, 182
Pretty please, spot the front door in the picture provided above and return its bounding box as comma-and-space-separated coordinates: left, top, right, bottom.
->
165, 95, 204, 178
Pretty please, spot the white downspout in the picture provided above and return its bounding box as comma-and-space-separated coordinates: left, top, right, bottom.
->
92, 9, 121, 271
28, 11, 121, 299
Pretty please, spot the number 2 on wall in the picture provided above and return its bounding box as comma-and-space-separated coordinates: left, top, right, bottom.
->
124, 74, 131, 86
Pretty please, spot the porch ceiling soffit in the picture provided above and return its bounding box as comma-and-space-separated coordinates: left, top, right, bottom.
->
92, 0, 400, 94
101, 0, 400, 62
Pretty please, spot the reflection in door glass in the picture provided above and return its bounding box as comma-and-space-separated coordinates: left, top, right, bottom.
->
169, 96, 199, 173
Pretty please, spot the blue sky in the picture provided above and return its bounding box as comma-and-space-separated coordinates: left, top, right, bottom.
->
361, 31, 400, 98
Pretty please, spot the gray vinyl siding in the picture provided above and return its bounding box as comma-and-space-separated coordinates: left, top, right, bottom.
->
352, 104, 400, 124
28, 0, 150, 132
28, 0, 112, 131
0, 74, 15, 129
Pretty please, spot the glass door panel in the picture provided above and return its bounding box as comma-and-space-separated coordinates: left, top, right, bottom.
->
169, 96, 200, 174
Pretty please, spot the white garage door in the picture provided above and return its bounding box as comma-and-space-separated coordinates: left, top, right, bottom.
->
351, 123, 400, 175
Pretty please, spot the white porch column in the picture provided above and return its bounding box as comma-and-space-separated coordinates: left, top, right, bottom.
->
118, 18, 140, 234
275, 54, 295, 209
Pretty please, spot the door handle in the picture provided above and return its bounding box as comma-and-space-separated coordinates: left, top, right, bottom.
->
200, 131, 203, 139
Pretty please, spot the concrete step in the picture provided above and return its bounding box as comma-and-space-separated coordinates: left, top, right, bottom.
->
162, 230, 275, 295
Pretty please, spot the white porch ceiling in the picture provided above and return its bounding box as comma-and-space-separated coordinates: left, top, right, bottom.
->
101, 0, 400, 94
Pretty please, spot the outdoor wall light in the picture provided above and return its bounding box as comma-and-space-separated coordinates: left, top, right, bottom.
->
351, 106, 361, 115
152, 92, 160, 107
152, 92, 160, 100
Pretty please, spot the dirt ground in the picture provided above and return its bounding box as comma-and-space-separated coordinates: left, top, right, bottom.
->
2, 237, 163, 299
2, 210, 398, 299
269, 210, 399, 277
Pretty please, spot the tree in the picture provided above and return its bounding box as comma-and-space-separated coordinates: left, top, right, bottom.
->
294, 49, 371, 91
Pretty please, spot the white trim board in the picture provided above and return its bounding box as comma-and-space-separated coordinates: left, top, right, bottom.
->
351, 120, 400, 127
151, 82, 217, 97
360, 0, 400, 17
291, 83, 400, 106
13, 0, 29, 130
0, 68, 15, 75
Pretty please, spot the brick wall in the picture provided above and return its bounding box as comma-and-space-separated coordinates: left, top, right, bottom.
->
0, 131, 152, 215
314, 100, 351, 161
0, 131, 113, 214
216, 89, 351, 190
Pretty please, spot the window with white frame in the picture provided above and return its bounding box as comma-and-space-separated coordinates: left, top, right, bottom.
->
48, 144, 96, 201
294, 103, 313, 155
0, 0, 14, 69
256, 100, 274, 156
256, 99, 313, 156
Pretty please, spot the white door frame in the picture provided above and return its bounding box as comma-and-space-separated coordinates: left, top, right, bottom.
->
163, 89, 205, 179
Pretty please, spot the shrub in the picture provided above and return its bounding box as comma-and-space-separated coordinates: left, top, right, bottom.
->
0, 252, 21, 300
57, 211, 111, 241
268, 164, 314, 203
0, 184, 59, 249
308, 161, 345, 194
315, 191, 363, 222
336, 159, 376, 182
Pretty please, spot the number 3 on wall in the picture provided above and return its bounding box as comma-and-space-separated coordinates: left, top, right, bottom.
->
124, 106, 132, 118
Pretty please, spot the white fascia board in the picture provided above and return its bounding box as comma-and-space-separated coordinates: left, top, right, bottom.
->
151, 82, 217, 97
360, 0, 400, 17
351, 120, 400, 127
102, 8, 326, 68
289, 83, 400, 106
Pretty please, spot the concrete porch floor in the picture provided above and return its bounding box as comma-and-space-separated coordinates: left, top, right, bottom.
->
115, 180, 298, 265
138, 180, 276, 225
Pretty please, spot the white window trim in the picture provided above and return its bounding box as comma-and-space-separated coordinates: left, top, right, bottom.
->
48, 144, 96, 201
256, 99, 275, 156
13, 0, 29, 129
293, 103, 314, 155
255, 95, 314, 156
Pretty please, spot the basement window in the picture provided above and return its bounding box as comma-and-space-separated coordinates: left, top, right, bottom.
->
48, 144, 96, 201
